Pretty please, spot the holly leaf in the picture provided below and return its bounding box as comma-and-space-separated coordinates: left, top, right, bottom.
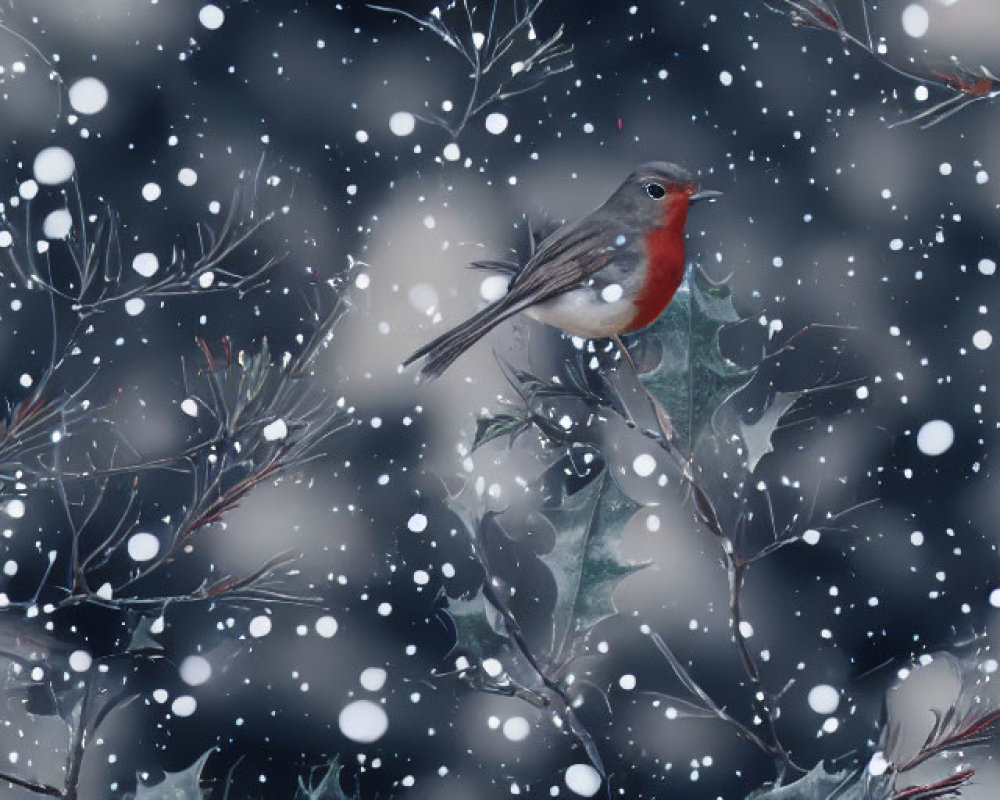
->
472, 406, 532, 450
739, 391, 801, 472
132, 748, 214, 799
635, 266, 750, 454
444, 589, 510, 661
294, 757, 362, 800
538, 468, 649, 664
745, 761, 884, 800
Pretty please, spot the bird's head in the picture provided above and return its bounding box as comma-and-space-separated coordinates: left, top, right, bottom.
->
607, 161, 721, 231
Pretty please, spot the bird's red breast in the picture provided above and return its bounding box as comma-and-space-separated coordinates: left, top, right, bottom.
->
628, 192, 690, 331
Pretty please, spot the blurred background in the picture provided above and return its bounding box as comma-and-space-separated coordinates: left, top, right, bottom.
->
0, 0, 997, 797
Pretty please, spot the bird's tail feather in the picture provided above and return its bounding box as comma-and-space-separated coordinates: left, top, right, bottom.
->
404, 298, 522, 381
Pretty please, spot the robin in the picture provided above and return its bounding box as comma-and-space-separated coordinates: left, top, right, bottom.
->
404, 161, 720, 380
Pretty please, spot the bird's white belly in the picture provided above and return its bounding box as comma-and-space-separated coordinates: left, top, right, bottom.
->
523, 287, 636, 338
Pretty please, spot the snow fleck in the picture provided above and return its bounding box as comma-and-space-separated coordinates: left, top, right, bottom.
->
377, 602, 392, 616
407, 513, 428, 533
248, 615, 272, 638
855, 386, 869, 400
339, 699, 388, 742
719, 70, 733, 86
482, 658, 503, 677
132, 252, 160, 278
442, 142, 461, 161
601, 283, 623, 303
178, 167, 198, 186
69, 77, 108, 114
315, 616, 338, 638
618, 674, 636, 690
0, 231, 11, 247
127, 532, 160, 562
802, 529, 821, 546
18, 373, 32, 389
979, 258, 996, 276
502, 716, 530, 741
262, 419, 288, 441
916, 419, 954, 456
181, 397, 199, 417
939, 162, 952, 176
807, 684, 839, 715
69, 650, 92, 672
738, 620, 754, 638
990, 588, 1000, 608
142, 182, 162, 202
171, 695, 197, 717
18, 180, 38, 200
408, 283, 439, 314
413, 569, 430, 585
355, 129, 369, 144
198, 4, 225, 30
33, 147, 76, 185
868, 751, 890, 777
480, 275, 508, 302
179, 656, 212, 686
901, 4, 929, 38
973, 330, 992, 350
565, 763, 602, 797
976, 170, 989, 184
43, 209, 73, 239
889, 238, 903, 251
914, 85, 929, 102
360, 667, 387, 691
632, 453, 656, 477
124, 298, 146, 316
910, 530, 924, 546
485, 112, 508, 134
389, 111, 415, 136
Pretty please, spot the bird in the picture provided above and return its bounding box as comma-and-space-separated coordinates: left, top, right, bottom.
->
404, 161, 720, 380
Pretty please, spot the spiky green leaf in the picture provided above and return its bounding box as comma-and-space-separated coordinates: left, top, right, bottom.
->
294, 758, 362, 800
445, 590, 509, 661
637, 266, 750, 454
472, 406, 532, 450
132, 748, 214, 799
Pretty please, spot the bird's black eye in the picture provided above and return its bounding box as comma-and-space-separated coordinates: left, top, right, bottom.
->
644, 182, 666, 199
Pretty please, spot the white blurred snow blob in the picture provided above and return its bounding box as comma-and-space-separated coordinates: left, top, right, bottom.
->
916, 419, 953, 456
338, 699, 388, 742
33, 147, 75, 185
68, 77, 108, 114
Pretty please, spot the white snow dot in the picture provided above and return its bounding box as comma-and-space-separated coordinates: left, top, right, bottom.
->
632, 453, 656, 477
127, 532, 160, 562
68, 77, 108, 115
564, 763, 602, 797
618, 674, 636, 690
990, 588, 1000, 608
901, 4, 929, 38
502, 716, 530, 741
979, 258, 996, 276
141, 182, 161, 202
807, 684, 840, 715
339, 699, 388, 742
124, 298, 146, 316
482, 658, 503, 677
0, 231, 11, 247
868, 752, 889, 777
355, 129, 369, 144
132, 252, 159, 278
739, 620, 754, 638
600, 283, 623, 303
177, 168, 198, 187
315, 615, 338, 638
377, 602, 392, 616
354, 272, 370, 290
18, 373, 32, 389
18, 180, 38, 200
719, 70, 733, 86
198, 4, 225, 30
179, 655, 212, 686
69, 650, 92, 672
480, 275, 508, 302
4, 499, 24, 519
890, 238, 903, 251
855, 386, 869, 400
171, 695, 197, 717
3, 560, 16, 576
939, 162, 952, 176
248, 615, 272, 638
262, 418, 288, 441
485, 112, 509, 134
910, 530, 924, 546
33, 147, 75, 185
442, 142, 461, 161
914, 85, 929, 102
413, 569, 430, 585
916, 419, 954, 456
389, 111, 415, 136
407, 513, 428, 533
408, 283, 439, 314
42, 209, 72, 239
973, 330, 993, 350
359, 667, 387, 691
802, 529, 821, 546
976, 170, 989, 185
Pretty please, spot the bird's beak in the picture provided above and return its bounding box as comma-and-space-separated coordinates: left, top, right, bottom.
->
689, 188, 723, 204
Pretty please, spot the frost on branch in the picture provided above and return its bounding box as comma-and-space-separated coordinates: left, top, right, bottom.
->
369, 0, 573, 137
